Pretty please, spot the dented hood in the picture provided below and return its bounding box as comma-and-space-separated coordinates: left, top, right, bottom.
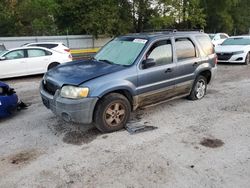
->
45, 60, 125, 87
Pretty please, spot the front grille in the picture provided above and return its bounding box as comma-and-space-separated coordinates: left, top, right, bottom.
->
43, 80, 59, 95
217, 53, 233, 61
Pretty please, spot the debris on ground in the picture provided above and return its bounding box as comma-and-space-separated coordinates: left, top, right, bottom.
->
126, 123, 158, 134
200, 138, 224, 148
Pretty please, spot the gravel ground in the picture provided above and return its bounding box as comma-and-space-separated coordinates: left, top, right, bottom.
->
0, 64, 250, 188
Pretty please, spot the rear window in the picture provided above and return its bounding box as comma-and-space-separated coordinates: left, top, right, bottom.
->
195, 35, 214, 56
175, 38, 196, 61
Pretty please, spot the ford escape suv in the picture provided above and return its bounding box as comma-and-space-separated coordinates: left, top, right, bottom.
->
40, 30, 217, 133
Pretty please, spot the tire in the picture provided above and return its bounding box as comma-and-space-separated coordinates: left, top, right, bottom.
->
244, 53, 250, 65
188, 75, 207, 100
94, 93, 131, 133
48, 62, 59, 70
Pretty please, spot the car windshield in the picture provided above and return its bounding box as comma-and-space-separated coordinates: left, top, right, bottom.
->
0, 50, 7, 56
95, 38, 147, 66
221, 37, 250, 45
208, 34, 215, 40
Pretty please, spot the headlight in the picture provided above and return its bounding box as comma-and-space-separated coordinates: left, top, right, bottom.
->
233, 51, 244, 55
60, 86, 89, 99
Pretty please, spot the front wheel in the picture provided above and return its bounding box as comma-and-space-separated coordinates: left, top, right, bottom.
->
188, 75, 207, 100
94, 93, 131, 133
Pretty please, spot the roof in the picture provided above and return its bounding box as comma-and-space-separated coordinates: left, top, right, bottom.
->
121, 30, 205, 41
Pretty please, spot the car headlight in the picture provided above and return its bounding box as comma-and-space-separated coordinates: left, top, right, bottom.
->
233, 51, 244, 55
60, 86, 89, 99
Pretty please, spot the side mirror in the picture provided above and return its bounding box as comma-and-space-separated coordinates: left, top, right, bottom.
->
142, 58, 156, 69
0, 57, 6, 61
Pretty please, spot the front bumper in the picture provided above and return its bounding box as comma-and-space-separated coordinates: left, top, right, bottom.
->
40, 83, 98, 124
217, 53, 247, 63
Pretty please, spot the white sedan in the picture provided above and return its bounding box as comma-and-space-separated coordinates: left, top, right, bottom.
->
208, 33, 229, 46
215, 36, 250, 65
0, 47, 73, 79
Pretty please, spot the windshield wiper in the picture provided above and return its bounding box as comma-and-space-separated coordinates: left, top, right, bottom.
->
99, 59, 115, 65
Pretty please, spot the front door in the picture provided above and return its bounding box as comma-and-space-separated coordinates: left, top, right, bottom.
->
0, 49, 27, 78
137, 39, 177, 107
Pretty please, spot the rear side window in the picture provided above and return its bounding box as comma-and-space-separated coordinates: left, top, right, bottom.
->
175, 38, 196, 61
28, 49, 46, 57
220, 34, 228, 39
147, 40, 173, 66
195, 35, 214, 56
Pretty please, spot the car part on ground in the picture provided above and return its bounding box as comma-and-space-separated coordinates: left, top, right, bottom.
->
126, 124, 158, 134
0, 46, 72, 79
215, 36, 250, 64
0, 82, 18, 118
40, 30, 217, 133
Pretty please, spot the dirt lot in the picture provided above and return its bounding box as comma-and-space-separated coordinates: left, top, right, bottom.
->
0, 64, 250, 188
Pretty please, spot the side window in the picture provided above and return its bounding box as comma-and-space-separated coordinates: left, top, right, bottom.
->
4, 50, 25, 60
38, 44, 58, 49
146, 40, 172, 66
220, 34, 228, 39
214, 35, 220, 40
28, 49, 46, 58
175, 38, 196, 61
195, 35, 214, 56
45, 50, 52, 56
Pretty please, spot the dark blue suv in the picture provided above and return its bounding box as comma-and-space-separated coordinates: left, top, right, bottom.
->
40, 31, 217, 133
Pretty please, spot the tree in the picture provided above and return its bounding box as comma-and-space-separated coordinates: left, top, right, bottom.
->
201, 0, 238, 34
231, 0, 250, 34
55, 0, 133, 37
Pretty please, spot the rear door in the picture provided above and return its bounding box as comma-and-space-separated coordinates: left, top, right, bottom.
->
174, 37, 200, 95
25, 48, 52, 74
137, 38, 177, 106
0, 49, 27, 78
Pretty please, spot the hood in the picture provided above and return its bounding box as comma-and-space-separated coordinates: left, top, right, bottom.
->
215, 45, 249, 53
45, 60, 126, 87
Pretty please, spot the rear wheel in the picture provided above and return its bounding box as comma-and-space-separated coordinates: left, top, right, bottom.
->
94, 93, 131, 133
244, 53, 250, 65
48, 62, 59, 70
188, 75, 207, 100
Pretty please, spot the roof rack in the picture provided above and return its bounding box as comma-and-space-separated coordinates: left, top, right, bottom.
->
142, 29, 204, 33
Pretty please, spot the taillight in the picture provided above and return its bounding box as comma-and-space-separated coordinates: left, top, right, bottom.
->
64, 49, 70, 52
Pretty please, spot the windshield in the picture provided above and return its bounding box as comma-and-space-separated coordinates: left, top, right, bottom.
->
222, 37, 250, 45
0, 50, 7, 56
208, 34, 215, 40
95, 38, 147, 66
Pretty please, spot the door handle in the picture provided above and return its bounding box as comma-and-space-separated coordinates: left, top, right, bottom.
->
165, 68, 172, 73
193, 62, 198, 67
